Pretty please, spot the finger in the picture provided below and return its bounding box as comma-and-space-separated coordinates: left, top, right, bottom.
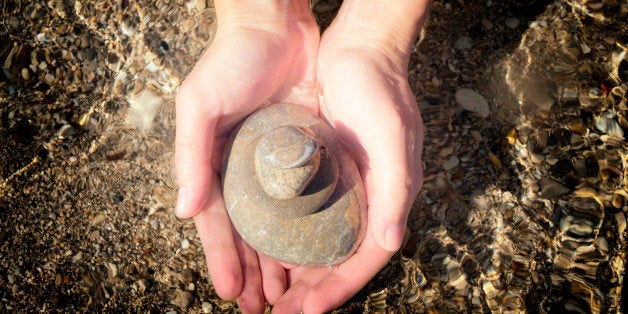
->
235, 236, 265, 313
174, 82, 218, 219
279, 261, 299, 271
272, 281, 310, 314
271, 266, 331, 313
301, 235, 393, 313
193, 176, 242, 300
259, 255, 287, 305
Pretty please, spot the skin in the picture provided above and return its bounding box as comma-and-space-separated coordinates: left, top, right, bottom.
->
174, 0, 431, 312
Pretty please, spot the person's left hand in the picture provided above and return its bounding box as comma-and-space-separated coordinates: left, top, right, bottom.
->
270, 15, 425, 313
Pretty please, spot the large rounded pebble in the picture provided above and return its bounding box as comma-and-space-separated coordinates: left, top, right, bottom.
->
222, 103, 366, 266
455, 88, 490, 118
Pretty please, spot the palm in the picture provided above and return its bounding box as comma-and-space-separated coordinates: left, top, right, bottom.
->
179, 25, 321, 165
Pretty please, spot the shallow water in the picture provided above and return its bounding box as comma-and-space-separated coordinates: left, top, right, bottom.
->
1, 0, 627, 312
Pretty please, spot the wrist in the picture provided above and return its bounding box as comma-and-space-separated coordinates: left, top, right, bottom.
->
327, 0, 431, 68
214, 0, 314, 33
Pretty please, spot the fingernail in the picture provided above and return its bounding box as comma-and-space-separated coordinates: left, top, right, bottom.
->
175, 187, 190, 217
385, 224, 404, 251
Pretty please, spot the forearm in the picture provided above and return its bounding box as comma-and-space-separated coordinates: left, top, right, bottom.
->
332, 0, 432, 67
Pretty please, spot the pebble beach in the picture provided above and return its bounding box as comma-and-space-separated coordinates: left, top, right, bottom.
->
1, 0, 627, 312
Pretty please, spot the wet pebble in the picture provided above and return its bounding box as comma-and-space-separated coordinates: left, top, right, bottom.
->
202, 302, 213, 313
443, 156, 460, 171
616, 212, 626, 235
106, 262, 118, 278
504, 17, 520, 29
470, 130, 483, 141
172, 289, 192, 309
488, 152, 503, 168
595, 237, 609, 255
454, 36, 474, 50
534, 131, 549, 149
150, 219, 159, 230
568, 222, 593, 236
137, 279, 148, 293
186, 0, 206, 12
90, 213, 105, 225
44, 73, 54, 83
481, 18, 494, 30
181, 238, 190, 250
21, 68, 30, 80
594, 116, 624, 138
57, 124, 75, 139
35, 32, 49, 43
72, 252, 83, 262
439, 146, 455, 157
539, 177, 570, 198
529, 153, 545, 164
612, 193, 624, 208
454, 88, 490, 118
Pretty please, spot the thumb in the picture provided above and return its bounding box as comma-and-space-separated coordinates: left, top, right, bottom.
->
173, 41, 280, 218
365, 113, 423, 252
369, 116, 424, 252
173, 82, 218, 219
367, 167, 413, 252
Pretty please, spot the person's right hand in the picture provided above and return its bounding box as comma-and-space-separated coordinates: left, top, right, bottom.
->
174, 2, 320, 312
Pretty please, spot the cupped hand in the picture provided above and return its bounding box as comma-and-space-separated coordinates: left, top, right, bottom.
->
271, 19, 425, 313
176, 1, 428, 312
174, 4, 320, 312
